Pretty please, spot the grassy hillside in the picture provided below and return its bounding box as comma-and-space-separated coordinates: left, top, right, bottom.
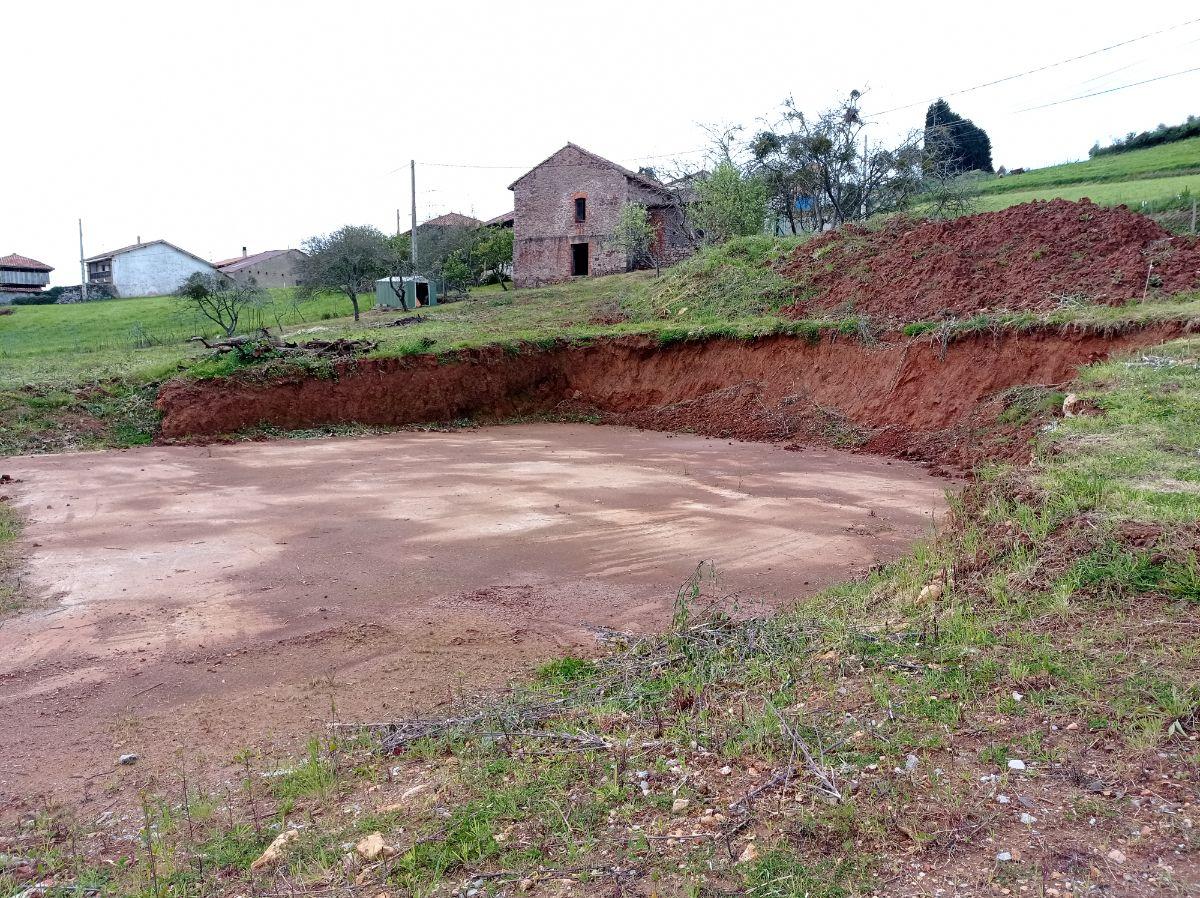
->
967, 137, 1200, 220
975, 136, 1200, 195
972, 172, 1199, 213
0, 288, 363, 390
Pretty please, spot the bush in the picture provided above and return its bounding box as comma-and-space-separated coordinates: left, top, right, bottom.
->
11, 293, 57, 305
1090, 115, 1200, 157
622, 234, 805, 321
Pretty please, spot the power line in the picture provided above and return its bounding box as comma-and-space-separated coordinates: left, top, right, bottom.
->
1015, 65, 1200, 112
873, 14, 1200, 117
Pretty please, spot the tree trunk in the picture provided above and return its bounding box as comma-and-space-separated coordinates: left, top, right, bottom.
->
350, 291, 360, 322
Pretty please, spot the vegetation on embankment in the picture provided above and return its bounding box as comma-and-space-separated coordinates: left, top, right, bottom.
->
0, 500, 20, 616
8, 337, 1200, 898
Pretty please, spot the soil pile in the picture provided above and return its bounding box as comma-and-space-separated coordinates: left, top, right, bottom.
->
779, 199, 1200, 320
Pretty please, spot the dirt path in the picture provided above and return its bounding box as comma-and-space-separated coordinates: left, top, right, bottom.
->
0, 424, 949, 813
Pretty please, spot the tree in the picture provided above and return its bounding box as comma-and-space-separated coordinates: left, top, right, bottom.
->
297, 225, 394, 321
749, 92, 923, 230
175, 272, 263, 337
689, 162, 768, 244
472, 227, 514, 290
609, 202, 659, 274
924, 99, 993, 174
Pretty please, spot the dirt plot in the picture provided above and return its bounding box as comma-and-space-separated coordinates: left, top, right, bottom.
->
0, 424, 948, 811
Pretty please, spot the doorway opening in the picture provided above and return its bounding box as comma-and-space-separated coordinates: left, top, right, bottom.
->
571, 242, 589, 277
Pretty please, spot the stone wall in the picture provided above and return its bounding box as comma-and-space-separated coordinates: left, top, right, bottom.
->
513, 146, 632, 288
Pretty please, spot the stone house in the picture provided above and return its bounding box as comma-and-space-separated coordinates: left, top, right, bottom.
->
508, 143, 693, 288
85, 239, 216, 298
214, 248, 306, 288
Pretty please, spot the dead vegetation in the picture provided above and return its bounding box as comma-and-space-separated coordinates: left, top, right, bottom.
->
190, 328, 378, 361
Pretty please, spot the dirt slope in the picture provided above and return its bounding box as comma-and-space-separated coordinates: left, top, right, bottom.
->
157, 322, 1189, 474
779, 199, 1200, 320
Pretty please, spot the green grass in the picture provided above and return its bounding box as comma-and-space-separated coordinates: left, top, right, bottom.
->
0, 501, 20, 615
0, 288, 365, 392
972, 136, 1200, 196
971, 172, 1199, 213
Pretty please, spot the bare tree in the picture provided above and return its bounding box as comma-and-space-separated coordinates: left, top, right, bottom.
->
175, 272, 263, 337
749, 92, 923, 230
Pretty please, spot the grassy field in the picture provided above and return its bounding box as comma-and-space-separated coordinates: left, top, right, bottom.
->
973, 136, 1200, 196
0, 288, 365, 391
7, 335, 1199, 897
965, 136, 1200, 220
971, 171, 1199, 213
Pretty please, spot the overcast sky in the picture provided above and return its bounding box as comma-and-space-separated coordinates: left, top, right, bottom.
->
4, 1, 1198, 285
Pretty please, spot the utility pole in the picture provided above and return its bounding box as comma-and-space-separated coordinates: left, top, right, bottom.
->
78, 219, 88, 302
410, 160, 418, 273
396, 208, 401, 237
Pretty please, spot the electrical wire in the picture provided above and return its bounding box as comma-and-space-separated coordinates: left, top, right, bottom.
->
1015, 65, 1200, 112
872, 14, 1200, 117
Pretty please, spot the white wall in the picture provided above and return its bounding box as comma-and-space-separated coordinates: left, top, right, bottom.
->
111, 244, 215, 297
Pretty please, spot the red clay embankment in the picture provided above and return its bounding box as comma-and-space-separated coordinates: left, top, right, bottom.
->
779, 199, 1200, 320
157, 321, 1191, 473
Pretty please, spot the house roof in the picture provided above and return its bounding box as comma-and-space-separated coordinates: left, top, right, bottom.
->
399, 212, 484, 236
482, 210, 515, 227
84, 239, 213, 267
0, 253, 53, 272
425, 212, 483, 229
507, 142, 670, 194
214, 249, 301, 273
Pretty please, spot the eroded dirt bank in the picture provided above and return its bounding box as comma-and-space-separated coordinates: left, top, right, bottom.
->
1, 425, 947, 812
158, 322, 1188, 471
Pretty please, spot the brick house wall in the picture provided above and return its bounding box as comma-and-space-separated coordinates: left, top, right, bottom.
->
510, 144, 692, 288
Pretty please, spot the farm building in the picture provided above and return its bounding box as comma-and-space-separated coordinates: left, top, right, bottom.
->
508, 143, 693, 288
85, 239, 216, 298
214, 248, 306, 288
481, 210, 515, 229
0, 253, 53, 304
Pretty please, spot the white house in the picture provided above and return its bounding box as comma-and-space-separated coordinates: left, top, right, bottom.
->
85, 239, 216, 298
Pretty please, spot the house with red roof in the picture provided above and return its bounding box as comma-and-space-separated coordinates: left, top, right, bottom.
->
0, 253, 54, 304
214, 247, 307, 288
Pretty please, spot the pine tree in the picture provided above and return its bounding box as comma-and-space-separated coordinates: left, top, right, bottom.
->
924, 99, 993, 174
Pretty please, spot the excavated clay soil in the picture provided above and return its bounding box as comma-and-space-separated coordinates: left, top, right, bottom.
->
1, 426, 947, 812
157, 323, 1189, 473
779, 199, 1200, 319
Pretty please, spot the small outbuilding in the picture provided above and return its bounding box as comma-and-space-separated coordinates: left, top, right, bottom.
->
0, 253, 54, 304
374, 275, 438, 310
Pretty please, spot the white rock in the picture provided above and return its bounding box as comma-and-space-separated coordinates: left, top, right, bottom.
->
1020, 813, 1037, 825
996, 851, 1013, 862
250, 829, 299, 871
1007, 759, 1026, 771
355, 833, 396, 862
737, 843, 759, 864
671, 798, 691, 815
